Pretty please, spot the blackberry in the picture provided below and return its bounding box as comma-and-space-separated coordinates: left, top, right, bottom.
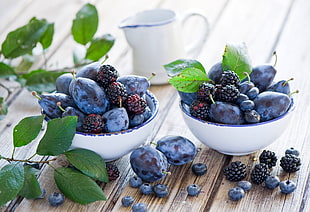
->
189, 100, 209, 120
259, 150, 277, 168
96, 64, 119, 88
223, 161, 247, 181
125, 94, 147, 114
250, 163, 271, 184
220, 70, 240, 87
106, 163, 120, 181
197, 82, 216, 103
280, 154, 301, 173
215, 84, 239, 103
106, 82, 128, 106
82, 114, 103, 133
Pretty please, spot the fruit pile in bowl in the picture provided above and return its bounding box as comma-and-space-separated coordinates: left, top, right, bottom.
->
164, 42, 297, 155
33, 62, 159, 161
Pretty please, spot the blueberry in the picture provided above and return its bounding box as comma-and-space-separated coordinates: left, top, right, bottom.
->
246, 87, 259, 100
244, 110, 260, 124
192, 163, 207, 176
153, 184, 169, 198
237, 181, 252, 192
264, 175, 280, 189
187, 184, 201, 196
285, 147, 300, 157
139, 183, 153, 195
121, 195, 134, 207
239, 81, 255, 94
236, 93, 249, 104
132, 202, 148, 212
48, 192, 65, 206
239, 100, 255, 111
155, 135, 196, 166
129, 175, 143, 188
228, 187, 245, 201
279, 180, 296, 194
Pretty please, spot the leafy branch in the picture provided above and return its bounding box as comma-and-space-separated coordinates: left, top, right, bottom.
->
0, 115, 109, 206
163, 42, 252, 93
0, 3, 115, 119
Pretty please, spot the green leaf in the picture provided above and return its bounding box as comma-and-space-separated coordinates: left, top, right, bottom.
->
85, 34, 115, 61
168, 67, 209, 92
71, 3, 98, 45
36, 116, 77, 156
64, 148, 108, 182
0, 97, 8, 120
1, 17, 53, 59
13, 115, 44, 147
22, 69, 67, 93
164, 59, 205, 77
18, 165, 42, 199
0, 62, 17, 78
0, 162, 24, 207
39, 23, 54, 49
54, 167, 106, 204
222, 42, 252, 80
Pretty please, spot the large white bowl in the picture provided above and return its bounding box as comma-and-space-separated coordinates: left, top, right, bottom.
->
180, 99, 295, 156
70, 91, 159, 161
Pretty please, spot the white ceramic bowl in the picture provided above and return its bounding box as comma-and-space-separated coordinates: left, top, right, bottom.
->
180, 99, 295, 156
70, 91, 159, 161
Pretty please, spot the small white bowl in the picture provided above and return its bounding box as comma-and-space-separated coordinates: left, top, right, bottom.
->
70, 91, 159, 161
180, 100, 295, 156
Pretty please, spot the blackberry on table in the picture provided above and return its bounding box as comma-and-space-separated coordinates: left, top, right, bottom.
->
220, 70, 240, 87
259, 150, 278, 168
106, 163, 120, 181
82, 114, 103, 133
223, 161, 247, 181
106, 82, 128, 106
250, 163, 271, 184
197, 82, 216, 103
280, 154, 301, 173
125, 94, 147, 114
96, 64, 119, 88
189, 100, 209, 120
215, 84, 240, 103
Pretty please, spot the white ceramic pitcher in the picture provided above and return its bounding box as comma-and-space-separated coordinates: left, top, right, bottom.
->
119, 8, 209, 84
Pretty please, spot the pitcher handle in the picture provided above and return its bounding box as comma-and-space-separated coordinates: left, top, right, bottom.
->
181, 9, 210, 58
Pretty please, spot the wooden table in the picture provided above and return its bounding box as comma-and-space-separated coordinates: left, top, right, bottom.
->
1, 0, 310, 211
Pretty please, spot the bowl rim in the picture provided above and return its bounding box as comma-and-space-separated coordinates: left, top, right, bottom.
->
76, 90, 159, 137
179, 98, 295, 128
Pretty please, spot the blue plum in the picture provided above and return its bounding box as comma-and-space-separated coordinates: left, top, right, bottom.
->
69, 77, 109, 115
130, 146, 168, 182
254, 91, 291, 121
102, 107, 129, 132
155, 135, 196, 165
